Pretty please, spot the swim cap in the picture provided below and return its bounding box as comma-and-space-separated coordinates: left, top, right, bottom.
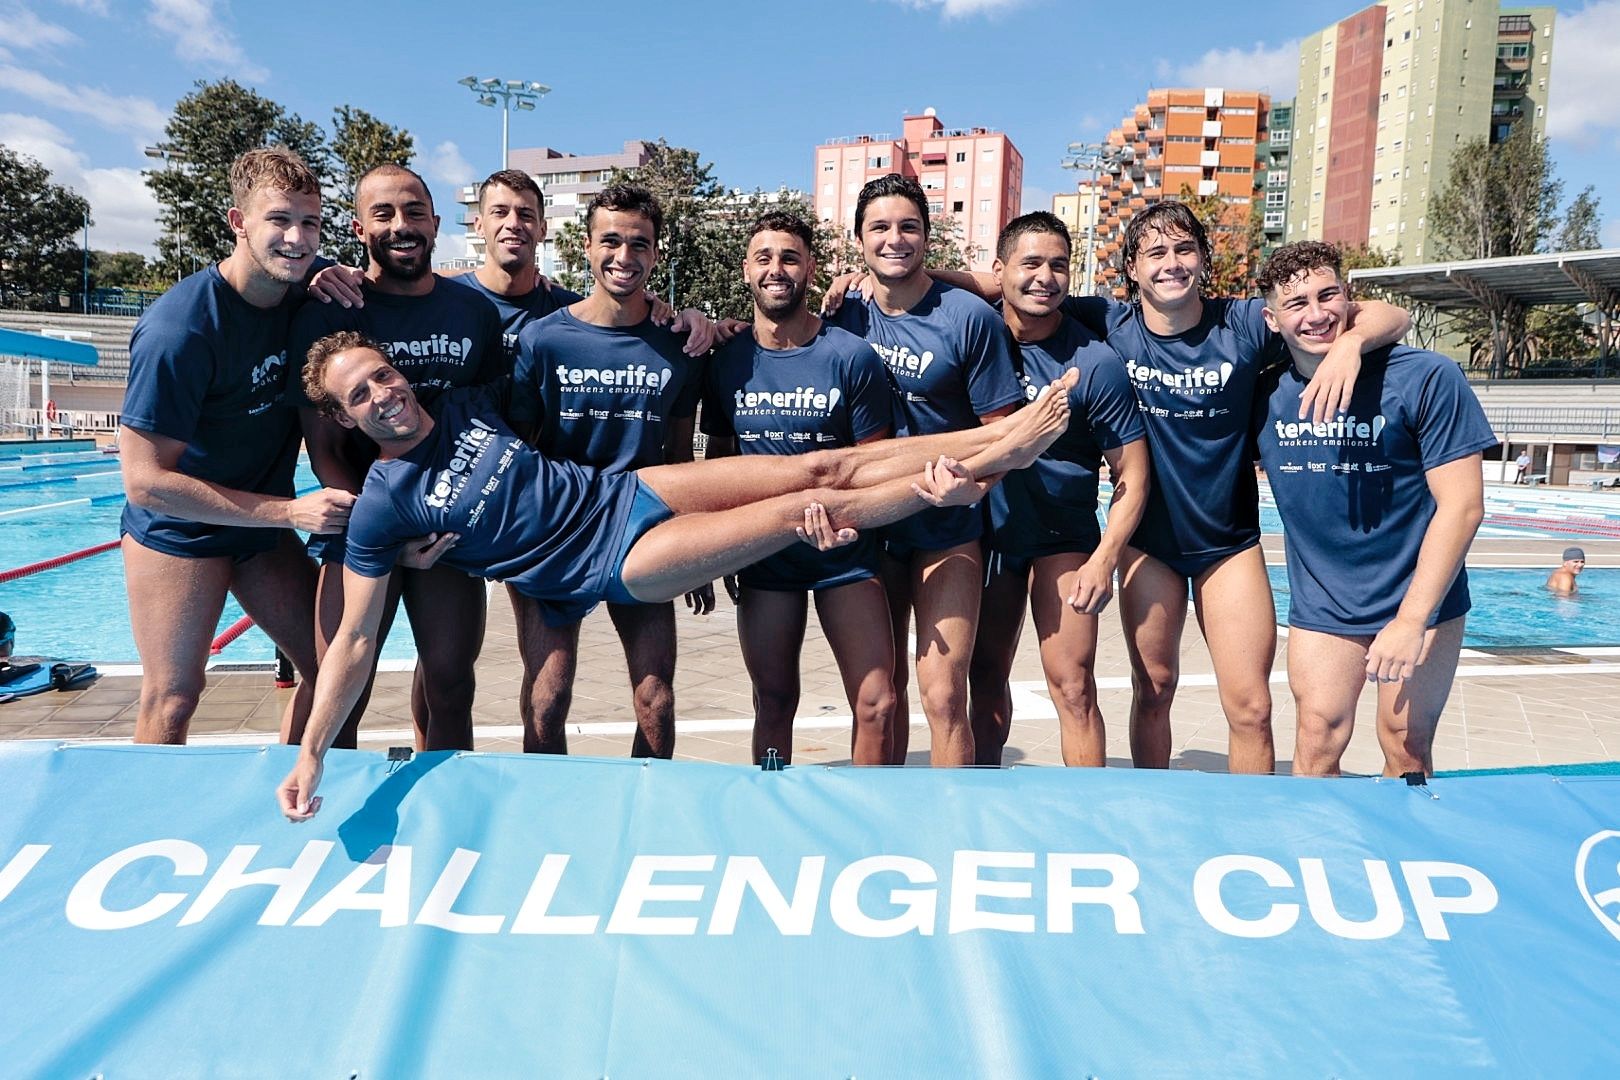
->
1563, 548, 1586, 562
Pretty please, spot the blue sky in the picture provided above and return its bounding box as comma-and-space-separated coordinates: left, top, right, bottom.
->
2, 0, 1616, 260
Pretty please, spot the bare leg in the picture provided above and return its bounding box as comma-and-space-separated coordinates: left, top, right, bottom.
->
814, 576, 897, 766
1376, 616, 1464, 777
303, 560, 404, 749
1030, 552, 1106, 767
511, 588, 577, 754
1190, 546, 1276, 774
1287, 626, 1366, 777
609, 600, 676, 759
1118, 547, 1186, 769
228, 531, 320, 741
968, 558, 1027, 766
880, 553, 913, 764
123, 537, 230, 744
638, 376, 1073, 514
401, 565, 486, 751
910, 540, 983, 768
738, 587, 809, 764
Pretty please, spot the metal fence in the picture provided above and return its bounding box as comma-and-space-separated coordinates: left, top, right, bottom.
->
1482, 406, 1620, 437
0, 289, 163, 318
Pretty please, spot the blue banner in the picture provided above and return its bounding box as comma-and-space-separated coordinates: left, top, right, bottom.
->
1, 742, 1618, 1077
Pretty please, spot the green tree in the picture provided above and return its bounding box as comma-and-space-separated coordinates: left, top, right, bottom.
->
88, 250, 157, 291
1178, 186, 1257, 296
327, 106, 415, 266
145, 79, 330, 281
1558, 186, 1602, 251
0, 145, 91, 309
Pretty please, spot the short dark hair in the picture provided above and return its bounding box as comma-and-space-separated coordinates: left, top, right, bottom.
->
854, 173, 929, 237
747, 210, 816, 253
997, 211, 1071, 263
478, 169, 542, 210
1257, 241, 1344, 298
355, 163, 434, 212
585, 182, 663, 239
303, 330, 390, 420
1122, 201, 1210, 300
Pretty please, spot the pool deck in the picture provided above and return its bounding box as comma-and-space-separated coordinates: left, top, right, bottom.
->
4, 523, 1618, 775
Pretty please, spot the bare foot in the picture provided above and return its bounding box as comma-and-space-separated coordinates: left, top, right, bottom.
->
989, 373, 1073, 471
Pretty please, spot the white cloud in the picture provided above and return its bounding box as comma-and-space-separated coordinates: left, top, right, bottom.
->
1547, 1, 1620, 144
0, 64, 166, 148
425, 140, 477, 190
889, 0, 1034, 18
145, 0, 267, 82
0, 6, 79, 50
0, 112, 162, 255
432, 231, 472, 269
58, 0, 110, 13
1164, 39, 1300, 98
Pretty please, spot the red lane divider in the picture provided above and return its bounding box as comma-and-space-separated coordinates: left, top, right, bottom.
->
1483, 513, 1620, 539
0, 539, 120, 584
210, 615, 255, 655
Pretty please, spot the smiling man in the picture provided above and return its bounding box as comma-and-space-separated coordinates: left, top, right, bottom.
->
702, 211, 898, 766
506, 183, 707, 759
279, 332, 1077, 819
288, 164, 505, 753
1254, 241, 1496, 778
118, 147, 355, 744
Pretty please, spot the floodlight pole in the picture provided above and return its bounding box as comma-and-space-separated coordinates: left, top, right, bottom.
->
1060, 142, 1136, 295
458, 75, 551, 169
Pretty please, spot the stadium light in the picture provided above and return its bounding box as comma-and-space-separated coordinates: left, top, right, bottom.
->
1060, 142, 1137, 295
458, 74, 552, 169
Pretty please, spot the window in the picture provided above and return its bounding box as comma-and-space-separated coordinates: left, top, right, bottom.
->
846, 182, 858, 195
922, 174, 944, 190
952, 201, 963, 213
821, 183, 833, 197
951, 176, 965, 189
821, 159, 835, 172
978, 199, 991, 213
981, 148, 995, 161
1266, 191, 1286, 208
976, 223, 989, 236
954, 151, 966, 163
979, 175, 992, 186
928, 200, 944, 214
867, 155, 890, 169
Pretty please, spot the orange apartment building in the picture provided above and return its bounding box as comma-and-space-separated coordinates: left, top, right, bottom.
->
813, 108, 1023, 272
1086, 88, 1270, 294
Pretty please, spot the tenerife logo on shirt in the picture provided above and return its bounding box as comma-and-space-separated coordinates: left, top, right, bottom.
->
425, 417, 497, 511
384, 335, 475, 365
247, 350, 287, 413
554, 364, 673, 394
1125, 358, 1233, 394
1272, 414, 1388, 445
871, 343, 934, 380
733, 386, 843, 417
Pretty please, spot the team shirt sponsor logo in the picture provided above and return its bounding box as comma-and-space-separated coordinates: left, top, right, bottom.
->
732, 386, 844, 416
1272, 414, 1388, 443
426, 418, 503, 513
1126, 358, 1233, 394
554, 364, 673, 391
870, 342, 934, 379
247, 351, 287, 413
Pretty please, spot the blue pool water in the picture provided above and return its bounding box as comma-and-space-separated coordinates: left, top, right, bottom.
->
1, 449, 417, 665
1267, 566, 1620, 648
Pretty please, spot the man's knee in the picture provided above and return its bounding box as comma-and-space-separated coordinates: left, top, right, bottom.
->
918, 673, 968, 726
135, 679, 205, 743
1048, 667, 1099, 717
1129, 661, 1179, 712
1221, 684, 1273, 732
630, 675, 674, 721
853, 678, 897, 726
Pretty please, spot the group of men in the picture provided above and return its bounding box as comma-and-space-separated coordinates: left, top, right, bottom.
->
110, 147, 1503, 823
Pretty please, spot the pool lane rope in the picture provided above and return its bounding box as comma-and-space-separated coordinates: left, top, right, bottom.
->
0, 539, 120, 584
210, 615, 255, 655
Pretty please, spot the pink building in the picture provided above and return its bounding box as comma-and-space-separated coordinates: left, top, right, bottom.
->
813, 108, 1023, 272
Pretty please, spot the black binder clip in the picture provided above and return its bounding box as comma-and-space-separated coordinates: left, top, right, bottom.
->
386, 746, 413, 773
1402, 771, 1437, 799
761, 748, 784, 772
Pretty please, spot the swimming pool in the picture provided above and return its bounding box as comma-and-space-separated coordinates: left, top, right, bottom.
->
1267, 566, 1619, 648
1, 446, 417, 665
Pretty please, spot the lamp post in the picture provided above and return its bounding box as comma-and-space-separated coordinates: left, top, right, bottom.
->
81, 210, 89, 314
142, 143, 186, 283
1060, 142, 1136, 295
457, 75, 550, 169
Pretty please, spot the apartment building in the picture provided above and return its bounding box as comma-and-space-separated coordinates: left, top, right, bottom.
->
1285, 2, 1554, 262
813, 109, 1023, 272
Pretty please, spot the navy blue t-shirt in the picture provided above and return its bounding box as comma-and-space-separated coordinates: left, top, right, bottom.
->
119, 264, 302, 558
830, 280, 1022, 552
1255, 345, 1498, 634
288, 275, 506, 406
1065, 295, 1282, 570
702, 324, 893, 591
442, 272, 583, 368
988, 316, 1144, 560
345, 383, 642, 623
510, 307, 703, 473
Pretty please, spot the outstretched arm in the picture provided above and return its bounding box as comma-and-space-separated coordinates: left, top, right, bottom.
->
121, 425, 354, 534
277, 569, 392, 821
1299, 299, 1412, 423
1363, 454, 1484, 684
1069, 439, 1151, 615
